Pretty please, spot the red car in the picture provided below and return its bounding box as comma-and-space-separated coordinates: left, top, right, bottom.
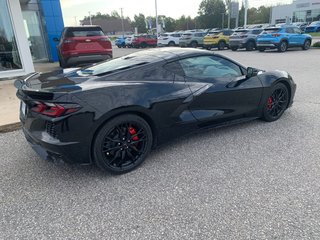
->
132, 35, 157, 48
56, 26, 112, 68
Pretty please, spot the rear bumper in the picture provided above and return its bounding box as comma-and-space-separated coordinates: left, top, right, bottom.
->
229, 40, 246, 48
22, 127, 89, 164
65, 53, 112, 66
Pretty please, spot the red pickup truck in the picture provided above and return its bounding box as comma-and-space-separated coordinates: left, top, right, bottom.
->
132, 35, 157, 48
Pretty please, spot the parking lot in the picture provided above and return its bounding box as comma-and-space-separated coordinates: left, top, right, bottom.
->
1, 47, 320, 239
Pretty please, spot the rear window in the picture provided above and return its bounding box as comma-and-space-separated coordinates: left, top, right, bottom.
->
65, 27, 104, 37
263, 28, 281, 33
208, 31, 221, 36
76, 56, 148, 76
235, 30, 249, 34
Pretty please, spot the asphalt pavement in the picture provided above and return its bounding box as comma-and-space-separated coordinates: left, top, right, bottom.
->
1, 47, 320, 239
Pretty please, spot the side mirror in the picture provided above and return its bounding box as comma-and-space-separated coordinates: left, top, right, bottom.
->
246, 67, 255, 78
53, 37, 60, 42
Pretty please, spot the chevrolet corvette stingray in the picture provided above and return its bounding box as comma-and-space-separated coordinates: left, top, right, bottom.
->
15, 48, 296, 174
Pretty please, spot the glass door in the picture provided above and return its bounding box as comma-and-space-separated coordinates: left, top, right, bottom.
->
0, 0, 22, 71
22, 11, 48, 62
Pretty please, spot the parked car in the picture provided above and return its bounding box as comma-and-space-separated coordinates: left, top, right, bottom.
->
305, 21, 320, 33
132, 35, 157, 48
125, 35, 135, 48
15, 48, 296, 174
56, 26, 112, 68
203, 29, 234, 50
115, 36, 126, 48
157, 32, 182, 47
179, 32, 206, 48
292, 22, 308, 32
229, 28, 263, 51
256, 26, 312, 52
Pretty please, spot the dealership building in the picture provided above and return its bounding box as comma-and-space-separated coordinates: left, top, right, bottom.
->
272, 0, 320, 24
0, 0, 64, 78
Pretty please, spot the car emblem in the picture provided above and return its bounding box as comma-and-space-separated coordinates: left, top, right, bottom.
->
85, 39, 91, 42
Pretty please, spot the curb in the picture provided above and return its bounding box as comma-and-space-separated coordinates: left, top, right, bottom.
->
0, 122, 21, 133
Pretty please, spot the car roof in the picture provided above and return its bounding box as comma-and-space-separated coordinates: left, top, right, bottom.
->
121, 47, 214, 63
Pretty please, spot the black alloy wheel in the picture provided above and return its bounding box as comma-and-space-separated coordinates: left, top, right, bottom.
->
218, 41, 225, 50
278, 41, 288, 52
302, 40, 311, 50
93, 114, 153, 174
191, 41, 198, 48
246, 41, 255, 51
262, 83, 289, 122
168, 41, 175, 47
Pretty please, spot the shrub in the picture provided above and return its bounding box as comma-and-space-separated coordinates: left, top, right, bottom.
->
313, 41, 320, 48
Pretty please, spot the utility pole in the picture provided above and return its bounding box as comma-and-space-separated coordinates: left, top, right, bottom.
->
155, 0, 159, 36
89, 11, 92, 25
244, 0, 248, 28
120, 8, 125, 37
74, 16, 77, 26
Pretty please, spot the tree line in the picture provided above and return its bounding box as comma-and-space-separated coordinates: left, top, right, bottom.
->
81, 0, 271, 33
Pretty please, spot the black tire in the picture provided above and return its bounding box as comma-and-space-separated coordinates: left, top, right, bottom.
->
278, 41, 288, 52
261, 83, 289, 122
206, 46, 212, 50
218, 41, 226, 50
121, 43, 126, 48
140, 42, 147, 48
117, 45, 121, 48
246, 41, 255, 51
231, 47, 238, 51
258, 47, 265, 52
59, 57, 67, 68
302, 39, 311, 50
93, 114, 153, 174
168, 41, 175, 47
190, 41, 198, 48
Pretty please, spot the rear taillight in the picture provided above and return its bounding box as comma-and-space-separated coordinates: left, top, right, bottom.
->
99, 38, 110, 42
272, 34, 281, 37
31, 101, 81, 117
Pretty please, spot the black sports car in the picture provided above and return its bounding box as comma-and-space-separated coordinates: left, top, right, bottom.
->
15, 48, 296, 174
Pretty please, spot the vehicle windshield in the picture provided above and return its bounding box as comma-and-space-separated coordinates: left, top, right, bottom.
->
160, 34, 169, 37
310, 21, 320, 26
208, 31, 221, 35
65, 27, 104, 37
263, 28, 281, 34
76, 56, 148, 76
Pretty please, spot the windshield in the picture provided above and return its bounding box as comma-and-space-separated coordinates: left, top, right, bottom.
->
310, 21, 320, 26
234, 30, 249, 34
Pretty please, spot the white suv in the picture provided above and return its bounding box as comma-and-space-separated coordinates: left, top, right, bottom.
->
125, 35, 135, 48
157, 32, 182, 47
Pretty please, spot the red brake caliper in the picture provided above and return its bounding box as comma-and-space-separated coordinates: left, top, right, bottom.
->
267, 97, 273, 110
129, 127, 139, 141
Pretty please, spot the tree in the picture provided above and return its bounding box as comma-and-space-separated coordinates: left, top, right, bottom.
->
131, 14, 147, 33
198, 0, 226, 28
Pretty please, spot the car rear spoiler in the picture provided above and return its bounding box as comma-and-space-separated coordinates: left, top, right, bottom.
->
14, 72, 54, 101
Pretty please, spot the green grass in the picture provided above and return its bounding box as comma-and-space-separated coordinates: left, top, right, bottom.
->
309, 32, 320, 37
312, 41, 320, 47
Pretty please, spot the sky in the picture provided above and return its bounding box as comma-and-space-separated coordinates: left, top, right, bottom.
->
61, 0, 293, 26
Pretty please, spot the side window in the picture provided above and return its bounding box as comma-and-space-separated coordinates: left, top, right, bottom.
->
164, 61, 185, 81
179, 56, 242, 81
252, 29, 262, 35
285, 28, 294, 33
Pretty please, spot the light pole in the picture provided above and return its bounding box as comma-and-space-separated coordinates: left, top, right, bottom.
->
244, 0, 248, 28
89, 11, 92, 25
155, 0, 159, 36
221, 13, 225, 28
120, 8, 125, 37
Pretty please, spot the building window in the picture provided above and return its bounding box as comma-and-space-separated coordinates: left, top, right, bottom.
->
0, 0, 22, 72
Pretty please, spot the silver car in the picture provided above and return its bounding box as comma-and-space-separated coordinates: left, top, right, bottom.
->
229, 29, 263, 51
